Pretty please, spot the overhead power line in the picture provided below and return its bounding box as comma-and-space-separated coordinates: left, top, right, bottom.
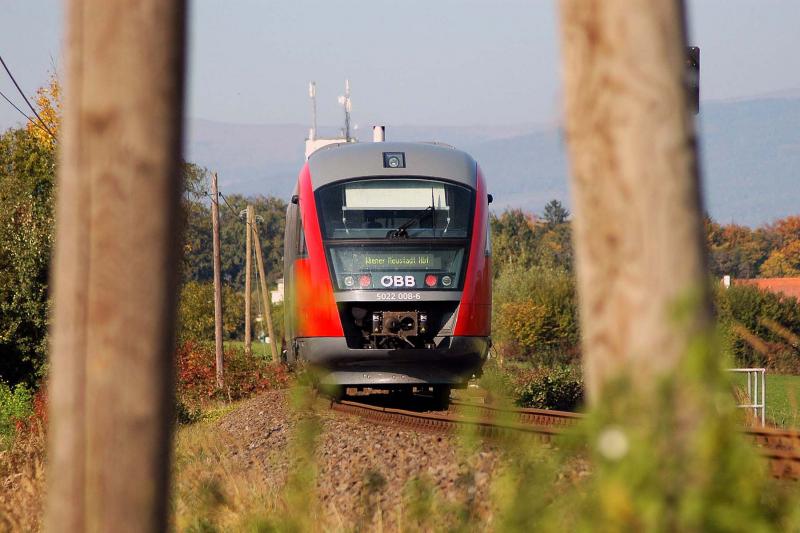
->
0, 88, 53, 138
0, 54, 57, 140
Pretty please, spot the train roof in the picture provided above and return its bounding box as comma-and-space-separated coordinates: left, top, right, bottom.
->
307, 141, 478, 190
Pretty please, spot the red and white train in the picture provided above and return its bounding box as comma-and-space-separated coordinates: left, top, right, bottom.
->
283, 140, 491, 399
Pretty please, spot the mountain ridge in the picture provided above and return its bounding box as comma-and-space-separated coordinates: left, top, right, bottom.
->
186, 95, 800, 226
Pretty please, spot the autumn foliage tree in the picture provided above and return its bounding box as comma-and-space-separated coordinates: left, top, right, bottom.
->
490, 201, 573, 277
760, 216, 800, 277
704, 214, 800, 279
25, 72, 60, 150
760, 240, 800, 277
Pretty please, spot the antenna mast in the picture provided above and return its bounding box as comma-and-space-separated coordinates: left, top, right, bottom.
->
338, 79, 352, 141
308, 81, 317, 141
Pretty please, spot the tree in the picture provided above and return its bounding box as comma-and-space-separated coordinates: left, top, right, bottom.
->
26, 72, 61, 150
490, 209, 539, 276
704, 217, 774, 279
536, 222, 574, 271
177, 280, 245, 340
0, 127, 56, 385
769, 215, 800, 247
181, 191, 286, 289
542, 199, 569, 227
760, 240, 800, 277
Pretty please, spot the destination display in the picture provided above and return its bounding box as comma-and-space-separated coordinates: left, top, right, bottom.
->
354, 252, 442, 270
327, 246, 465, 290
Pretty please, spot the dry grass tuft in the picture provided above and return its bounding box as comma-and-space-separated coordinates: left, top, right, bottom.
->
0, 421, 46, 532
172, 409, 286, 531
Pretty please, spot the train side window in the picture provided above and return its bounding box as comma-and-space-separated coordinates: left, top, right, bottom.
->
485, 219, 492, 257
297, 210, 308, 258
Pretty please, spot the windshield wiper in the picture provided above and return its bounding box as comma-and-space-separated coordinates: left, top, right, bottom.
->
386, 206, 434, 239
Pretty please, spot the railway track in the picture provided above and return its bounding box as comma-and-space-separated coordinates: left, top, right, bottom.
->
329, 399, 564, 441
745, 426, 800, 479
330, 397, 800, 480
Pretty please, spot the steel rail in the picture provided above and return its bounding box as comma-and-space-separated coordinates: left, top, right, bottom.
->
332, 398, 800, 480
330, 399, 563, 442
448, 399, 582, 428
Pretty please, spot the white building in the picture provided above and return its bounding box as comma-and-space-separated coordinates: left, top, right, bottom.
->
271, 278, 284, 304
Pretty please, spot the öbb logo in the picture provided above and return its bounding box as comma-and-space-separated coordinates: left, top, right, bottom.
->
380, 275, 416, 288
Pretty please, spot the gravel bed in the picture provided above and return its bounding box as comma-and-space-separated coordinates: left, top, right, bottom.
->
216, 389, 506, 529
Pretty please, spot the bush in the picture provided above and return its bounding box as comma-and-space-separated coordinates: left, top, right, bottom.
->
0, 382, 34, 444
510, 365, 584, 411
176, 340, 290, 409
479, 361, 584, 411
715, 284, 800, 371
492, 265, 579, 364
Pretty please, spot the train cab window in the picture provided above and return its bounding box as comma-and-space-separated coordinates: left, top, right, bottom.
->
317, 178, 474, 291
316, 178, 473, 240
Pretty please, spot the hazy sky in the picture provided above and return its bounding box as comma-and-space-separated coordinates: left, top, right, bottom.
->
2, 0, 800, 130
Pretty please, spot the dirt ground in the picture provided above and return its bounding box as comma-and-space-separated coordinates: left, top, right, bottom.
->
214, 389, 507, 530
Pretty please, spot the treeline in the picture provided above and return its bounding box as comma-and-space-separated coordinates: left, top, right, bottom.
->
706, 216, 800, 278
490, 203, 800, 376
0, 125, 288, 386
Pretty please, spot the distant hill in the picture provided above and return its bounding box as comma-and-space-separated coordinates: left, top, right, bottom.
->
187, 94, 800, 226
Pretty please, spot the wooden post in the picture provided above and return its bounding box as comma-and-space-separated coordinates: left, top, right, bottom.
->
557, 0, 711, 403
244, 205, 254, 356
46, 1, 186, 531
211, 171, 224, 387
252, 221, 280, 363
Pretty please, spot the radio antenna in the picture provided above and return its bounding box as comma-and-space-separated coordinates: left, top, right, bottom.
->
308, 81, 317, 141
338, 79, 352, 141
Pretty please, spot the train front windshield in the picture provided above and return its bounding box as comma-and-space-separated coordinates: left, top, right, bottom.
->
316, 178, 474, 291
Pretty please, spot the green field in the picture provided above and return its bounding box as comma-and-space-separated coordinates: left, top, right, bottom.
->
225, 340, 276, 360
763, 374, 800, 428
733, 373, 800, 428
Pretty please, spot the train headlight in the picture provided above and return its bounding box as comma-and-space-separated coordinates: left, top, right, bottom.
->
344, 275, 354, 287
441, 275, 452, 287
359, 274, 372, 288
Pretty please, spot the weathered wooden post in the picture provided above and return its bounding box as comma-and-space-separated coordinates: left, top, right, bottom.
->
252, 220, 280, 363
46, 1, 186, 531
557, 0, 711, 402
211, 171, 224, 387
244, 204, 254, 356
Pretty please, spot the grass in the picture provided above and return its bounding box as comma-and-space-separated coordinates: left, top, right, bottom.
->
764, 374, 800, 428
733, 373, 800, 428
225, 340, 276, 360
172, 408, 282, 531
0, 421, 45, 532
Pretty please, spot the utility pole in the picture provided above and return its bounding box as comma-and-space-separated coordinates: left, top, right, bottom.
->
46, 1, 186, 531
557, 0, 711, 403
251, 221, 280, 363
244, 205, 254, 357
211, 171, 224, 387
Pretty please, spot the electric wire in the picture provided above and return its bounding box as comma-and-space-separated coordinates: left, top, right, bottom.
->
0, 54, 57, 140
0, 87, 52, 137
208, 188, 263, 236
0, 87, 55, 139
